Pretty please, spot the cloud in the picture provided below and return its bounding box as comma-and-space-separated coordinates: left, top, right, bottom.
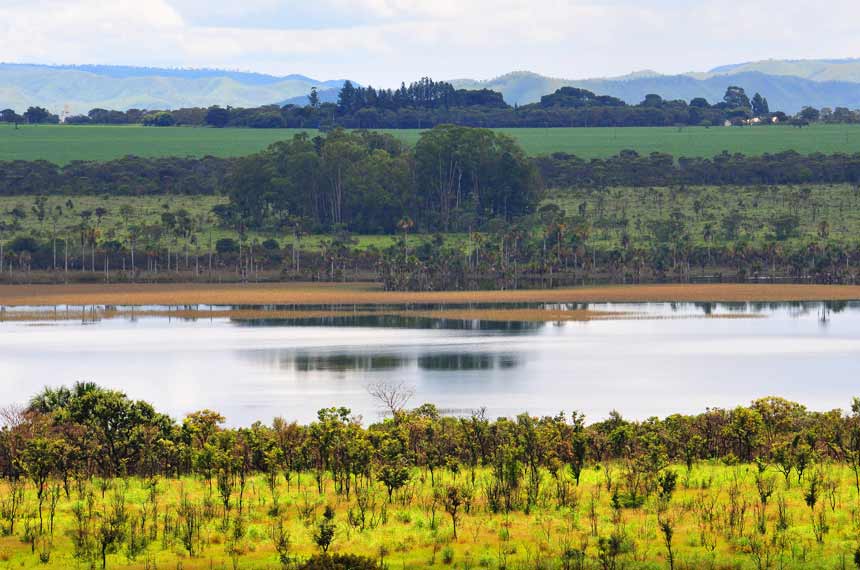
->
0, 0, 857, 85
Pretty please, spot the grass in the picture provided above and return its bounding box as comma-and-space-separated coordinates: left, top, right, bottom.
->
3, 282, 860, 307
1, 463, 858, 569
1, 123, 858, 164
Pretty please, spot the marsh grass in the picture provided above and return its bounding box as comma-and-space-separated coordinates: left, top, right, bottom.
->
2, 282, 860, 308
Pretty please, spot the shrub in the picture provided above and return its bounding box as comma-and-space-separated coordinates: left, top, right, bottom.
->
297, 553, 382, 570
442, 545, 455, 564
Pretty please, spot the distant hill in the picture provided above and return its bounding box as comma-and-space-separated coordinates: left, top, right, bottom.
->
699, 58, 860, 83
0, 63, 351, 114
452, 68, 860, 113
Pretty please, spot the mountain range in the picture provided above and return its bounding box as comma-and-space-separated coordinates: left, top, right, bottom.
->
2, 59, 859, 116
451, 69, 860, 113
0, 63, 348, 115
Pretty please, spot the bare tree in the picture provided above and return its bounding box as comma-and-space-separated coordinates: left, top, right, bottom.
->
367, 381, 415, 417
0, 403, 25, 428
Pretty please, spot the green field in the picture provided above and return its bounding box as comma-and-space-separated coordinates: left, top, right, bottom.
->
1, 123, 858, 164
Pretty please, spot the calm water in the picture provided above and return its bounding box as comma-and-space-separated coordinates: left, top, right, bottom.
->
2, 302, 860, 425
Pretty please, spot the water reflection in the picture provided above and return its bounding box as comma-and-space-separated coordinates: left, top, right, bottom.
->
294, 353, 405, 372
236, 314, 544, 332
3, 301, 860, 425
418, 353, 519, 371
241, 350, 520, 373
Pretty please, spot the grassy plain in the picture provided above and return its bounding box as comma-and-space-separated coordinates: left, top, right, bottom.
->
1, 123, 858, 164
0, 463, 858, 569
3, 282, 860, 307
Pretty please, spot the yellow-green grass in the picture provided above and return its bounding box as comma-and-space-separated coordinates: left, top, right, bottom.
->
0, 463, 857, 568
2, 123, 859, 164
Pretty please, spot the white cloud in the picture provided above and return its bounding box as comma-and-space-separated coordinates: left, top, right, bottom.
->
0, 0, 857, 84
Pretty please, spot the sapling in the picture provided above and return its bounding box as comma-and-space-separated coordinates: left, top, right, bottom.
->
657, 511, 676, 570
314, 505, 336, 553
444, 485, 464, 539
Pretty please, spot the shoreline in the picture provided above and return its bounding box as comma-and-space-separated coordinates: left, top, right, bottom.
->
2, 282, 860, 307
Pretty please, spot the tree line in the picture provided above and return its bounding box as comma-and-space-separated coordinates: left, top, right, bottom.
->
12, 79, 860, 129
2, 383, 856, 496
4, 147, 859, 204
537, 150, 860, 188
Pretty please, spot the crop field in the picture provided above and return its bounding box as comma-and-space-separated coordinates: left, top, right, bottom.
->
1, 123, 858, 164
1, 462, 859, 569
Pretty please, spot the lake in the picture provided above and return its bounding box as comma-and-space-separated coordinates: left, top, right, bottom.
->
2, 301, 860, 425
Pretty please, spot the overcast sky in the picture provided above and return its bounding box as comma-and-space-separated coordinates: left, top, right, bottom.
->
1, 0, 858, 85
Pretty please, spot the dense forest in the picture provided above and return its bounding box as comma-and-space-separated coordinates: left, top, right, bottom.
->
2, 384, 860, 568
4, 78, 855, 129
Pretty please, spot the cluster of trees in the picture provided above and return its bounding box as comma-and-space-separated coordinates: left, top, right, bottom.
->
335, 77, 507, 114
797, 106, 860, 124
537, 150, 860, 188
220, 127, 540, 234
0, 107, 59, 125
3, 384, 860, 567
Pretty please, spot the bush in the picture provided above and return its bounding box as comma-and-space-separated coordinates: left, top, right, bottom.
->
215, 238, 239, 255
442, 545, 454, 564
297, 553, 381, 570
262, 238, 280, 251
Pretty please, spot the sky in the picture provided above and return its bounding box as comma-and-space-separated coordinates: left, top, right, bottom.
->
1, 0, 858, 85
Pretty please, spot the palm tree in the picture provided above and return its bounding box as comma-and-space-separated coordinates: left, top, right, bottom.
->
702, 223, 714, 266
397, 216, 415, 257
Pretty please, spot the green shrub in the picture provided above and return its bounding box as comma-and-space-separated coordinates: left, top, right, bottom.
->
297, 553, 382, 570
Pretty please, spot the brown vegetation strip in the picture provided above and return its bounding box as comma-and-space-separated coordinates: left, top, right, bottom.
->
1, 282, 860, 307
0, 308, 380, 322
1, 306, 765, 323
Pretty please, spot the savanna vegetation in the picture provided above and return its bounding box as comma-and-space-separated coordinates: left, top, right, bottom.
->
4, 384, 860, 569
1, 124, 860, 288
